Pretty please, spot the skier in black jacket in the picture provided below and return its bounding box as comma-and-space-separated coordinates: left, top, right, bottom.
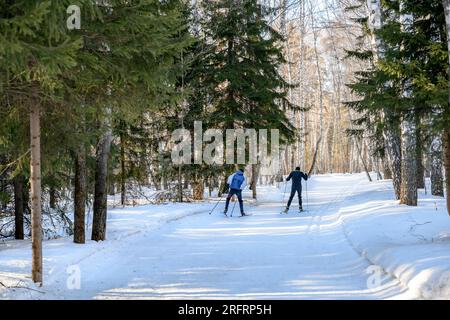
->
283, 167, 308, 213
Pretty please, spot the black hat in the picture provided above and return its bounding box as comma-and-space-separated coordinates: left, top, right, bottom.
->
295, 167, 300, 170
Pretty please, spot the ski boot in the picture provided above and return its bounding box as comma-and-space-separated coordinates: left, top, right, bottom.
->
281, 207, 289, 214
239, 212, 251, 217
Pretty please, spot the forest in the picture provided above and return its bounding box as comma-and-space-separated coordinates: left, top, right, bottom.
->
0, 0, 450, 300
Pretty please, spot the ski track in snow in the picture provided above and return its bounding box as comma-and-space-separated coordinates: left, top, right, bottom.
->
0, 174, 433, 299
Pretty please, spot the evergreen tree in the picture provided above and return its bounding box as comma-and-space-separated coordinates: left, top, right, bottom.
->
346, 0, 449, 209
0, 0, 86, 283
198, 0, 296, 198
73, 0, 193, 241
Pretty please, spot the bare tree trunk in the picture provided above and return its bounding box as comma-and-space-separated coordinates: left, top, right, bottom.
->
347, 111, 372, 181
430, 135, 444, 197
162, 175, 169, 190
400, 116, 417, 206
192, 175, 204, 201
298, 0, 307, 170
30, 102, 42, 284
308, 135, 322, 176
208, 177, 213, 198
442, 0, 450, 215
120, 132, 126, 206
416, 155, 425, 189
416, 124, 425, 189
0, 177, 6, 210
13, 175, 24, 240
91, 120, 113, 241
250, 164, 260, 199
108, 181, 115, 196
443, 129, 450, 215
399, 3, 417, 206
375, 157, 383, 180
384, 127, 402, 199
74, 145, 86, 244
309, 0, 324, 169
178, 165, 183, 202
49, 186, 57, 210
280, 0, 298, 172
327, 118, 335, 173
355, 138, 372, 182
23, 179, 30, 224
149, 168, 161, 191
382, 156, 392, 180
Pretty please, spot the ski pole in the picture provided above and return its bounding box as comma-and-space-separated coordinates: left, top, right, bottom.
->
230, 197, 237, 217
305, 179, 309, 211
208, 193, 224, 215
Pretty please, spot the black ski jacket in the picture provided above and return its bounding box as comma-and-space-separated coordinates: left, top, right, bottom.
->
286, 170, 308, 190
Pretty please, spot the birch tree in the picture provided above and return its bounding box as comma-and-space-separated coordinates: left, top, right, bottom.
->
442, 0, 450, 214
430, 135, 444, 196
398, 0, 417, 206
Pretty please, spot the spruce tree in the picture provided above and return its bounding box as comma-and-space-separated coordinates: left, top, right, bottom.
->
199, 0, 296, 198
346, 0, 449, 207
0, 0, 85, 283
69, 0, 193, 241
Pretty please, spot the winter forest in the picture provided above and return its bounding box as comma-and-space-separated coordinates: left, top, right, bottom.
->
1, 0, 450, 300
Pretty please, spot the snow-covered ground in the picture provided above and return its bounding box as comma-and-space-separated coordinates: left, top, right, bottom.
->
0, 173, 449, 299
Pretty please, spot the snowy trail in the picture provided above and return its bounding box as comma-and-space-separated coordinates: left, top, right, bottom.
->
6, 174, 417, 300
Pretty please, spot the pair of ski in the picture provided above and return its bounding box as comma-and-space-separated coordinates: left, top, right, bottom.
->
223, 212, 252, 218
280, 209, 305, 214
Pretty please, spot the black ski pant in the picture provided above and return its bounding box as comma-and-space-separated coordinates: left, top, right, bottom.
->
287, 187, 302, 209
225, 188, 244, 214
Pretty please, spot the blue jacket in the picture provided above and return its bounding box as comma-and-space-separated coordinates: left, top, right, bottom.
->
228, 171, 247, 190
286, 170, 308, 190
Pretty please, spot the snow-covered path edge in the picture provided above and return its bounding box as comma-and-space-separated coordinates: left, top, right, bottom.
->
341, 220, 450, 300
0, 203, 213, 299
335, 178, 450, 300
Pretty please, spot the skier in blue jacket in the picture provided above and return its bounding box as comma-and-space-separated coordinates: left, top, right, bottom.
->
223, 169, 247, 216
283, 167, 308, 213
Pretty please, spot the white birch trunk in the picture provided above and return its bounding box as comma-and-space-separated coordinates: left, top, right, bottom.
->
399, 1, 417, 206
442, 0, 450, 215
430, 135, 444, 196
91, 108, 113, 241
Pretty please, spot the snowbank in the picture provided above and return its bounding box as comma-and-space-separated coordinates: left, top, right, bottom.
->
337, 177, 450, 299
0, 202, 212, 299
